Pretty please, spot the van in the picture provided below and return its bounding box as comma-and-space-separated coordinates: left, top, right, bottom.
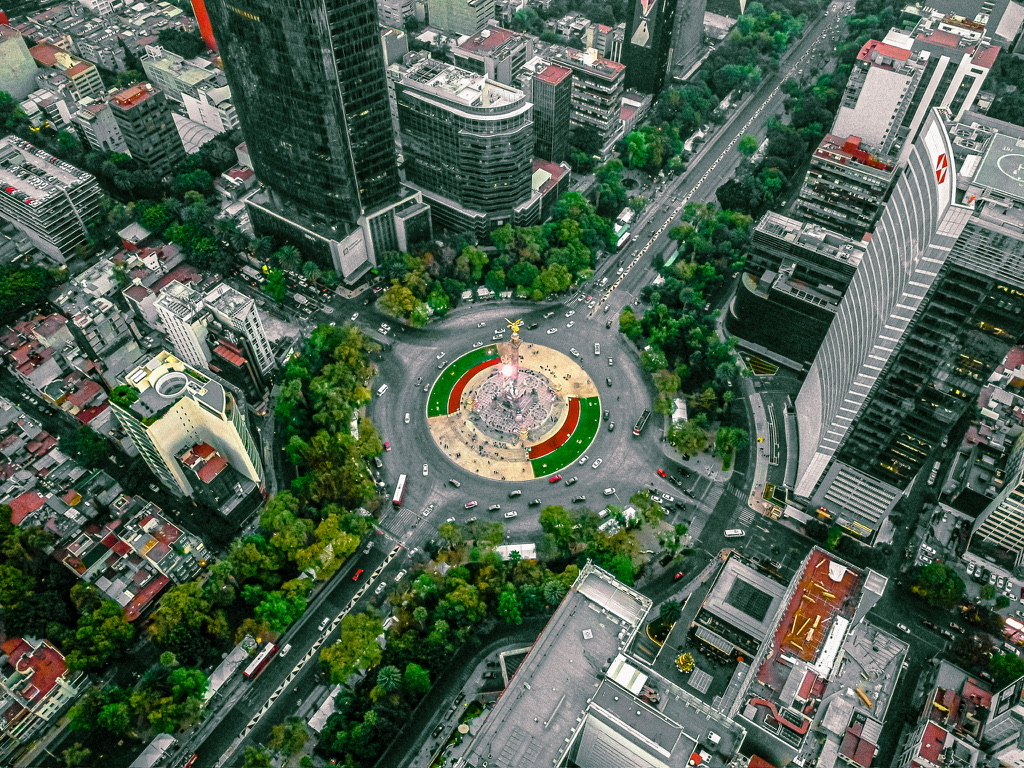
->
376, 384, 388, 396
724, 529, 745, 538
279, 643, 292, 657
594, 343, 601, 355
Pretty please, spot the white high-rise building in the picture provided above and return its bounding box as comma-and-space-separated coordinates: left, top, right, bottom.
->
204, 283, 274, 376
110, 351, 263, 498
153, 281, 211, 370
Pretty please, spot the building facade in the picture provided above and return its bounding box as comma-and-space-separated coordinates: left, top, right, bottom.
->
204, 282, 274, 376
795, 110, 1024, 522
0, 135, 103, 262
453, 24, 533, 86
28, 42, 105, 101
621, 0, 676, 94
140, 43, 222, 102
669, 0, 706, 78
182, 83, 238, 134
519, 61, 572, 163
0, 25, 39, 101
154, 281, 211, 370
72, 97, 129, 154
428, 0, 494, 36
110, 351, 264, 500
394, 55, 534, 236
109, 83, 188, 177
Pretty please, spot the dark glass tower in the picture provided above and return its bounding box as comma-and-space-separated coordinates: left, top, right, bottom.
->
621, 0, 677, 94
204, 0, 400, 222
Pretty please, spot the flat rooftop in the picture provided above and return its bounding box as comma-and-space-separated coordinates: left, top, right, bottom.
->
0, 135, 94, 205
700, 556, 788, 644
458, 564, 651, 768
403, 56, 525, 110
458, 25, 519, 53
972, 130, 1024, 203
204, 283, 253, 319
755, 211, 867, 268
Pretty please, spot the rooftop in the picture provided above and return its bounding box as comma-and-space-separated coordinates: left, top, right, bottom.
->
204, 282, 254, 320
535, 63, 571, 85
970, 130, 1024, 203
402, 56, 526, 111
458, 25, 518, 53
110, 82, 159, 110
857, 39, 913, 63
0, 135, 96, 206
756, 211, 867, 268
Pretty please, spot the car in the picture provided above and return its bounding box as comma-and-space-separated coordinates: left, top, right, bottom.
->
897, 623, 910, 634
352, 569, 364, 580
940, 629, 955, 640
436, 351, 446, 360
529, 498, 542, 507
724, 529, 745, 538
488, 504, 502, 511
422, 463, 429, 476
565, 476, 578, 486
578, 454, 589, 466
572, 495, 586, 503
404, 413, 410, 424
477, 321, 487, 327
350, 312, 359, 321
449, 478, 461, 488
661, 493, 675, 503
999, 576, 1007, 589
657, 469, 668, 478
603, 488, 616, 496
606, 378, 612, 387
394, 569, 408, 582
509, 489, 522, 498
547, 328, 558, 334
363, 541, 374, 554
604, 305, 610, 313
990, 572, 998, 585
504, 510, 518, 518
184, 755, 199, 768
467, 516, 477, 523
567, 321, 575, 328
674, 572, 685, 580
381, 323, 391, 331
483, 671, 497, 680
384, 442, 391, 451
603, 409, 609, 420
318, 617, 330, 631
565, 310, 575, 317
570, 348, 580, 357
373, 456, 383, 468
543, 311, 555, 319
966, 561, 976, 575
437, 361, 446, 368
608, 422, 615, 431
617, 267, 624, 275
473, 341, 484, 348
445, 516, 456, 523
594, 343, 601, 355
922, 620, 938, 630
606, 319, 612, 328
432, 724, 445, 738
465, 501, 478, 509
592, 458, 603, 469
549, 474, 563, 483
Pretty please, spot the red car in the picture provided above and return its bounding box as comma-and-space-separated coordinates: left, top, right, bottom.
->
352, 569, 364, 581
674, 572, 685, 580
656, 469, 668, 478
384, 442, 391, 451
549, 474, 563, 483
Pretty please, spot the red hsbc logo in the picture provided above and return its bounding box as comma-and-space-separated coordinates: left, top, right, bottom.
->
935, 153, 949, 184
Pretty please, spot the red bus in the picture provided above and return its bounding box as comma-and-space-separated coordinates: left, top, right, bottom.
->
243, 642, 278, 679
392, 473, 408, 508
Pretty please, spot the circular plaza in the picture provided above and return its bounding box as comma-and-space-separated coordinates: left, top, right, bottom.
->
425, 329, 602, 481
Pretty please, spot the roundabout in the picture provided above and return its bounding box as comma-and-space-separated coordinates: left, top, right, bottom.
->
425, 320, 602, 481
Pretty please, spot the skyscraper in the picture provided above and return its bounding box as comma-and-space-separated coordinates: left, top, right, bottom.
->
621, 0, 677, 94
428, 0, 494, 36
794, 109, 1024, 538
108, 83, 188, 177
205, 0, 422, 282
668, 0, 707, 79
394, 55, 535, 236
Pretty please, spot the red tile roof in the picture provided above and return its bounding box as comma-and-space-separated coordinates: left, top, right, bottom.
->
111, 83, 157, 110
197, 455, 228, 483
66, 380, 103, 408
213, 344, 247, 368
459, 26, 515, 52
193, 443, 215, 458
124, 574, 169, 621
858, 39, 912, 62
916, 29, 963, 48
971, 44, 999, 68
75, 403, 108, 424
918, 722, 946, 765
0, 637, 68, 702
9, 491, 46, 525
536, 64, 571, 86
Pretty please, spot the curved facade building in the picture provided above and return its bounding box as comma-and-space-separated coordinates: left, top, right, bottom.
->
395, 55, 534, 235
794, 110, 974, 498
205, 0, 400, 222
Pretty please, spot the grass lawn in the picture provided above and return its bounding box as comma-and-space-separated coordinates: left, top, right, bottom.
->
426, 346, 499, 417
530, 396, 601, 476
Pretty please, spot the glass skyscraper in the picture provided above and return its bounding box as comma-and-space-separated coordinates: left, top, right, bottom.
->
204, 0, 400, 223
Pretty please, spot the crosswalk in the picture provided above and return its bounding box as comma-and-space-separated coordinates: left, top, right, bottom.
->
382, 505, 422, 537
738, 508, 756, 526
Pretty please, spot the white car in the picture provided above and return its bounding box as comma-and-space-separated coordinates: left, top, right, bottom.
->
404, 413, 410, 423
351, 312, 359, 321
318, 617, 330, 631
394, 569, 407, 582
566, 321, 575, 328
465, 501, 478, 509
897, 623, 910, 634
477, 321, 487, 327
578, 454, 589, 465
592, 458, 603, 469
375, 582, 386, 595
436, 351, 446, 359
445, 517, 456, 523
546, 328, 558, 335
565, 310, 575, 317
422, 464, 429, 476
603, 488, 616, 496
504, 510, 518, 519
570, 348, 580, 357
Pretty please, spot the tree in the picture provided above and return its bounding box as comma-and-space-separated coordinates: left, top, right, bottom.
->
61, 743, 92, 768
659, 601, 682, 624
241, 746, 273, 768
980, 584, 996, 601
320, 612, 384, 683
675, 652, 695, 673
738, 134, 760, 157
909, 562, 966, 609
497, 585, 523, 625
375, 665, 402, 693
990, 652, 1024, 687
269, 721, 309, 756
403, 663, 431, 696
438, 521, 464, 550
667, 420, 708, 456
157, 28, 206, 58
263, 268, 288, 301
715, 426, 749, 456
64, 598, 136, 673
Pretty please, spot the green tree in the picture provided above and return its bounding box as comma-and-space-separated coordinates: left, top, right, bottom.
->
61, 743, 92, 768
667, 419, 708, 456
738, 134, 760, 157
241, 746, 273, 768
375, 665, 402, 693
660, 601, 682, 623
320, 612, 384, 683
497, 584, 523, 625
263, 268, 288, 301
980, 584, 996, 601
157, 28, 206, 58
990, 652, 1024, 686
403, 662, 432, 695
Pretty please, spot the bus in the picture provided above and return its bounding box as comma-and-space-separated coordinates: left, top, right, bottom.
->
633, 409, 651, 437
615, 229, 631, 251
392, 474, 408, 508
243, 642, 278, 680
